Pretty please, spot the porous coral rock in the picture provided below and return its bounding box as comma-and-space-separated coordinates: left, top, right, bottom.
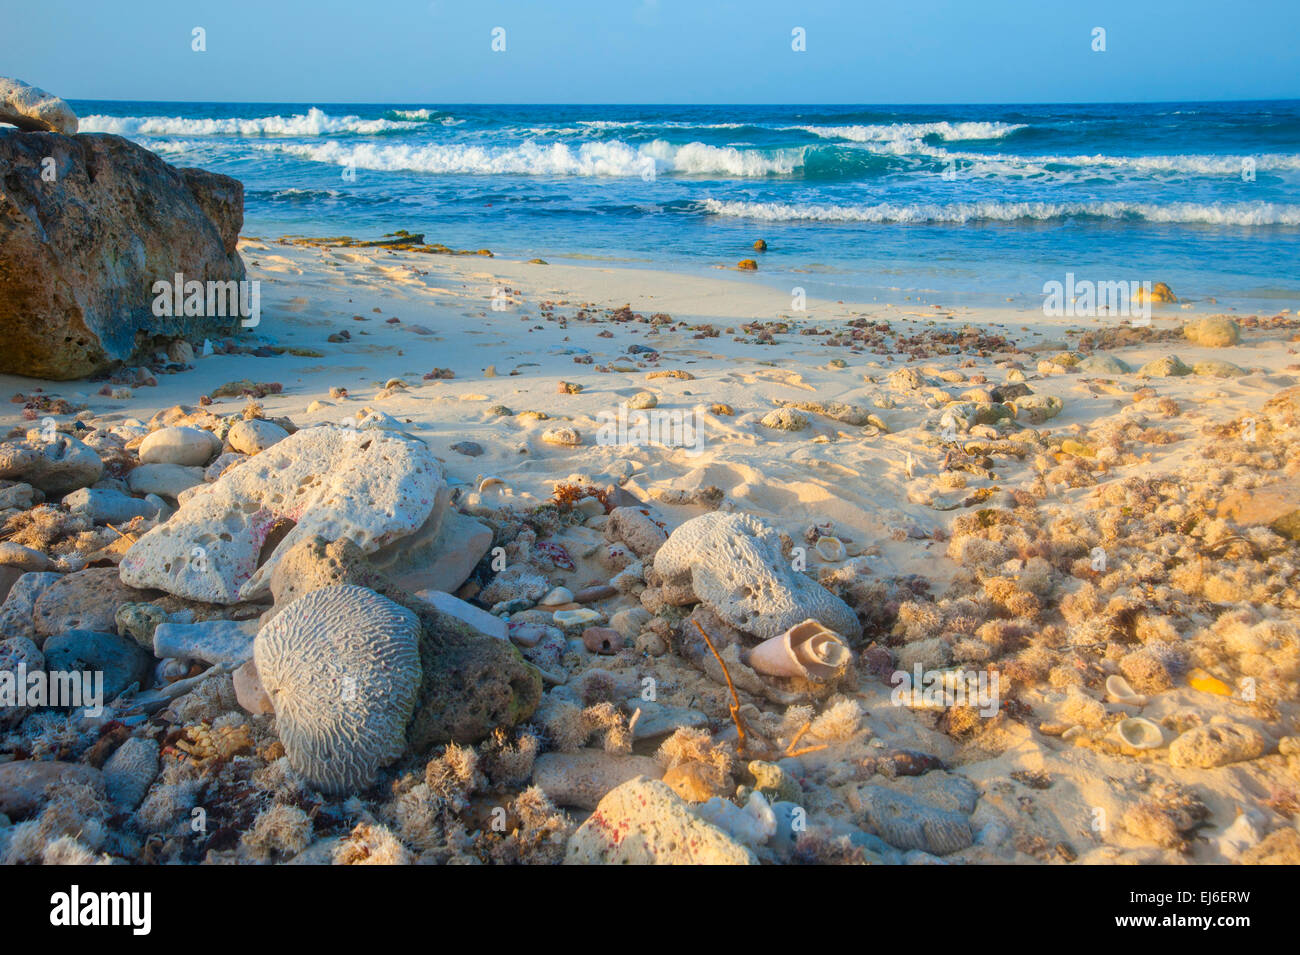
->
654, 512, 861, 640
120, 426, 446, 604
565, 778, 756, 865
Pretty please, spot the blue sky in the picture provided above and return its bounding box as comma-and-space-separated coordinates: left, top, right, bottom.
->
3, 0, 1297, 104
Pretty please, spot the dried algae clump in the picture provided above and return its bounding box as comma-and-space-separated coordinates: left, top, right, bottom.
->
334, 821, 412, 865
255, 585, 422, 795
241, 804, 313, 861
654, 511, 861, 640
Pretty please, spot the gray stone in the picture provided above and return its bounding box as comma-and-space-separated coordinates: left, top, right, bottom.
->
0, 571, 61, 644
626, 698, 709, 740
62, 487, 159, 525
127, 463, 205, 499
153, 619, 257, 667
42, 629, 153, 701
0, 435, 103, 496
413, 589, 507, 641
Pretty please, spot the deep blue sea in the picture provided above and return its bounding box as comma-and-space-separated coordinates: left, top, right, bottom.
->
73, 100, 1300, 310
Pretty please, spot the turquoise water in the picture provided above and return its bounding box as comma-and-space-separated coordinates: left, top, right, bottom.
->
74, 100, 1300, 310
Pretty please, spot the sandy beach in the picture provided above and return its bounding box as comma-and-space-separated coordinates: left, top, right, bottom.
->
2, 231, 1297, 865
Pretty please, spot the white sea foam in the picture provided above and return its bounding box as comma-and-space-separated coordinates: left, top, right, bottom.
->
80, 107, 416, 137
795, 121, 1027, 142
931, 148, 1300, 176
701, 198, 1300, 226
257, 138, 804, 177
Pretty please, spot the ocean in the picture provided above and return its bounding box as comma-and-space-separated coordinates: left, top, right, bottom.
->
73, 100, 1300, 311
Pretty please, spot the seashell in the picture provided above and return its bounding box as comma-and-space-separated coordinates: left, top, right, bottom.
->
156, 657, 190, 684
1114, 716, 1164, 750
814, 536, 846, 562
1060, 725, 1085, 743
745, 618, 850, 681
478, 476, 507, 493
1188, 668, 1233, 697
1105, 674, 1148, 706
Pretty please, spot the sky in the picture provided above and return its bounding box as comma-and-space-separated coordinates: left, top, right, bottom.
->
2, 0, 1298, 104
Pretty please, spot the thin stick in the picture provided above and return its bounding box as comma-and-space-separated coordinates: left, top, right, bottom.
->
785, 720, 829, 759
693, 618, 747, 756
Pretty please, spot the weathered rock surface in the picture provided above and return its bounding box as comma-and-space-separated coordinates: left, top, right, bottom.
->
154, 619, 257, 667
0, 571, 61, 644
138, 426, 221, 466
120, 427, 446, 604
0, 77, 77, 134
63, 487, 160, 524
0, 636, 43, 727
1169, 722, 1270, 768
33, 567, 145, 637
0, 434, 103, 495
411, 590, 507, 641
653, 512, 861, 640
534, 751, 663, 809
0, 128, 246, 378
385, 511, 491, 595
42, 629, 153, 701
565, 778, 757, 864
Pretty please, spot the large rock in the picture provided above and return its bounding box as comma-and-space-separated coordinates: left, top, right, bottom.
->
33, 566, 145, 637
653, 512, 861, 640
564, 778, 757, 865
386, 511, 490, 595
0, 128, 246, 378
138, 426, 221, 466
41, 629, 153, 702
0, 77, 77, 134
1183, 316, 1240, 348
0, 433, 103, 496
119, 427, 446, 604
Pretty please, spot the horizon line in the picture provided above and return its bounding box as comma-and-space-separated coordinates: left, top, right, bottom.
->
59, 96, 1300, 108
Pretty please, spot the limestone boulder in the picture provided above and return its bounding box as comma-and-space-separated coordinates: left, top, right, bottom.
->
0, 128, 246, 378
653, 511, 861, 640
0, 77, 77, 134
120, 427, 446, 604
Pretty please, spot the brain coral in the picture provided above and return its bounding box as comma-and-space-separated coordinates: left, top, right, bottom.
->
254, 585, 422, 795
653, 512, 861, 640
119, 426, 446, 604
